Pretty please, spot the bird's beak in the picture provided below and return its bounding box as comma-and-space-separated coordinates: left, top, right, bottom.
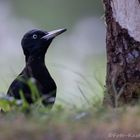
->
42, 28, 67, 40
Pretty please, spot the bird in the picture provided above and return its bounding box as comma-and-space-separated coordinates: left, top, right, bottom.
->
7, 28, 67, 108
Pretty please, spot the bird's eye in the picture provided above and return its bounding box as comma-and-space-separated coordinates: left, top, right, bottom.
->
32, 34, 38, 39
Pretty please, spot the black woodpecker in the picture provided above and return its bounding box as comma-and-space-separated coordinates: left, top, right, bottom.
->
7, 28, 66, 108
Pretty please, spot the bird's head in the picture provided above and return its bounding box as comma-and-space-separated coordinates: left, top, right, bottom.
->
21, 29, 66, 58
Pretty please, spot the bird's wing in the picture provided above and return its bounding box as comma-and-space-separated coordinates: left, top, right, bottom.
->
7, 74, 31, 100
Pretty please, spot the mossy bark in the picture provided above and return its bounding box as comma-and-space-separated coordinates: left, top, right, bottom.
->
103, 0, 140, 107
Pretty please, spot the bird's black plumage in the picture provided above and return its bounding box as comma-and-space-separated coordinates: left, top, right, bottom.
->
7, 28, 66, 107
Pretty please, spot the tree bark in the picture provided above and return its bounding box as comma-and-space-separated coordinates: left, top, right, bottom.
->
103, 0, 140, 107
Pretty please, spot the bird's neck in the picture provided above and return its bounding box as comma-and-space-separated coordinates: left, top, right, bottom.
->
25, 55, 45, 67
26, 54, 45, 65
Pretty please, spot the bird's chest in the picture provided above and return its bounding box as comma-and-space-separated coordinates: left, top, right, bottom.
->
24, 64, 56, 92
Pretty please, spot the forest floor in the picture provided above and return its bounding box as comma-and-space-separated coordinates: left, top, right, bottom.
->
0, 103, 140, 140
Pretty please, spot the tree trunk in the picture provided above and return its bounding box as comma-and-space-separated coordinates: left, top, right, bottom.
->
103, 0, 140, 107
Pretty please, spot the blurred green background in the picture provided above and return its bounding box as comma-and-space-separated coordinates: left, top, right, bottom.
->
0, 0, 106, 108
